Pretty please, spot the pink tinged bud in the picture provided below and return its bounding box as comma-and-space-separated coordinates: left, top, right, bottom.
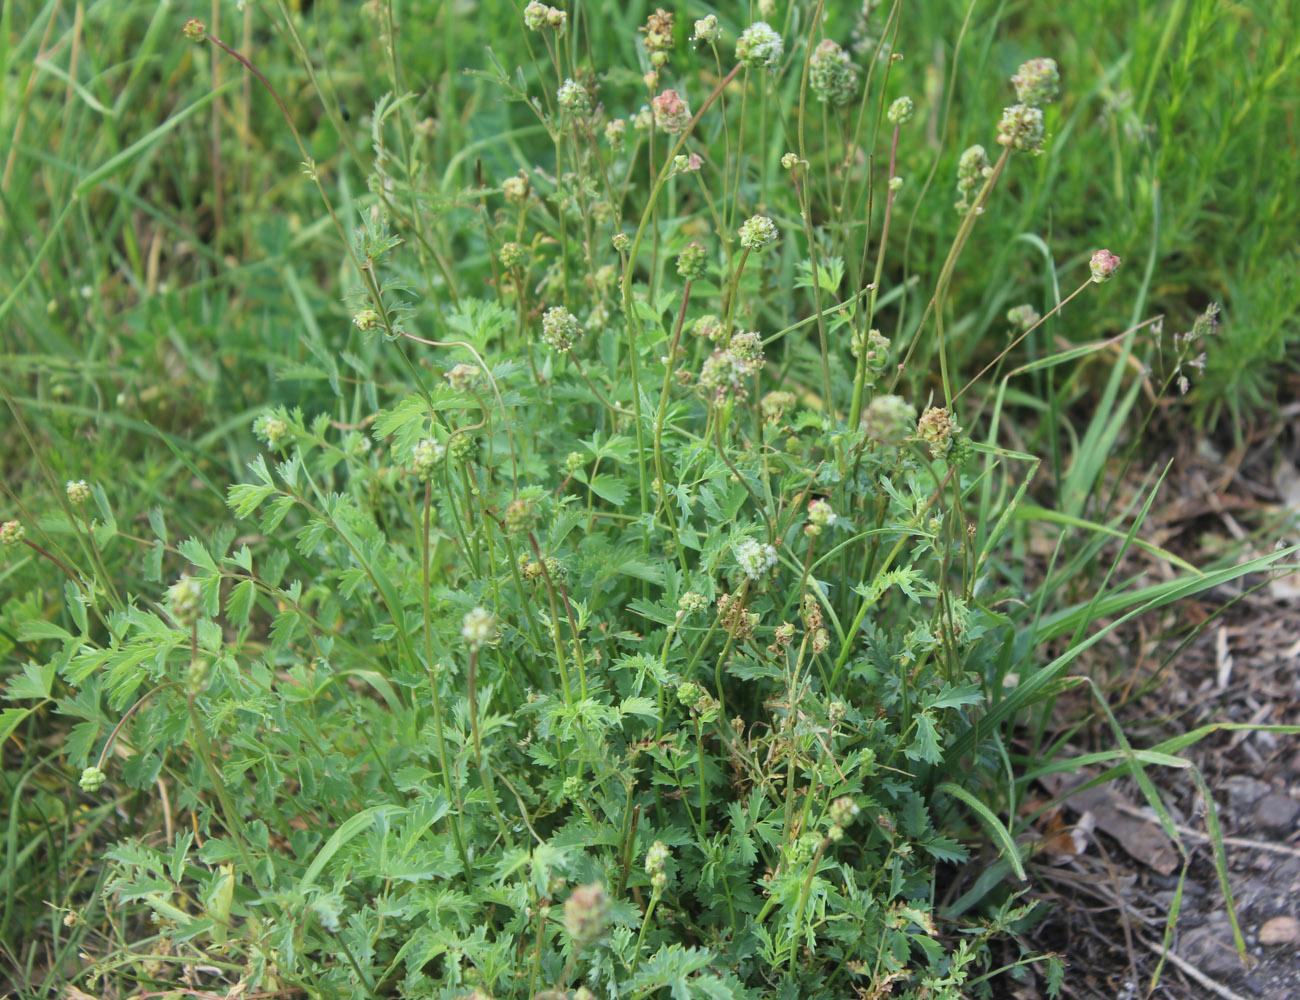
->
1089, 248, 1121, 283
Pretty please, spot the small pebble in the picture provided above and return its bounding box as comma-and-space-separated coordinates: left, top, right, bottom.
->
1259, 915, 1300, 946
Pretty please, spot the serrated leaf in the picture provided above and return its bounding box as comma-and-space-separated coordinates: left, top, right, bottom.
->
586, 473, 630, 506
225, 579, 255, 628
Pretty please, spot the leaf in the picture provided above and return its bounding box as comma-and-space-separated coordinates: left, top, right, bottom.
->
903, 712, 943, 764
939, 782, 1026, 881
297, 804, 407, 893
225, 580, 255, 628
586, 473, 629, 506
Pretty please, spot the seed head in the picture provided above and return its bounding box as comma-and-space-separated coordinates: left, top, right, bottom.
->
738, 214, 779, 251
564, 883, 610, 943
79, 766, 107, 792
1089, 248, 1122, 283
66, 480, 91, 506
736, 21, 784, 69
167, 575, 204, 629
809, 40, 858, 106
182, 18, 206, 42
677, 240, 708, 281
996, 103, 1046, 154
1, 520, 25, 545
861, 394, 916, 446
1011, 57, 1060, 107
692, 15, 721, 45
811, 627, 830, 654
916, 406, 961, 458
651, 89, 692, 134
541, 305, 582, 351
887, 95, 915, 124
353, 308, 381, 331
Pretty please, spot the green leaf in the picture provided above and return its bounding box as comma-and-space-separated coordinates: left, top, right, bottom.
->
225, 580, 255, 629
938, 782, 1026, 881
586, 473, 629, 506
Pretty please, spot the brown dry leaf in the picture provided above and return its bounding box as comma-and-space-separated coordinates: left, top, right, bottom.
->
64, 988, 100, 1000
1039, 772, 1179, 875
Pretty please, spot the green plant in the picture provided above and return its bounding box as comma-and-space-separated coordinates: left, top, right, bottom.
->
3, 3, 1297, 999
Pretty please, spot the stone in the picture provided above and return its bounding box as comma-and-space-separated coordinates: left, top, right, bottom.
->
1259, 916, 1300, 946
1254, 794, 1300, 836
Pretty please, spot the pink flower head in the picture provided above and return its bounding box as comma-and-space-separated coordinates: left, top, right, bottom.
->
1089, 248, 1121, 283
651, 89, 692, 134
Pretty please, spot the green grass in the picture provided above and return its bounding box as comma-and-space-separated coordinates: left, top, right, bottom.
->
2, 2, 1298, 998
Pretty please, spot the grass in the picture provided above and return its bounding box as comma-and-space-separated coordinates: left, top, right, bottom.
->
2, 1, 1298, 998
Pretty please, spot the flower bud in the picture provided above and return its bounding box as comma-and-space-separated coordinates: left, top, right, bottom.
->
79, 766, 106, 792
1011, 57, 1060, 107
461, 606, 497, 651
66, 480, 91, 506
736, 21, 783, 69
738, 214, 778, 251
1089, 248, 1121, 283
887, 96, 914, 125
676, 240, 708, 281
563, 883, 610, 943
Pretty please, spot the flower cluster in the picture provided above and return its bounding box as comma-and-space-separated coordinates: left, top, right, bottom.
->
851, 327, 891, 384
678, 591, 709, 615
809, 40, 858, 105
718, 592, 758, 639
353, 308, 381, 331
645, 841, 670, 891
167, 575, 203, 628
1, 520, 25, 545
641, 8, 674, 68
253, 412, 290, 449
604, 118, 626, 149
761, 390, 797, 423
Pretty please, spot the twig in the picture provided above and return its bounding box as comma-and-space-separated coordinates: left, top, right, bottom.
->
1139, 937, 1252, 1000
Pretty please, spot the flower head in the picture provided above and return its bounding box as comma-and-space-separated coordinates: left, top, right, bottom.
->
954, 144, 992, 215
1089, 248, 1121, 283
1011, 57, 1060, 107
353, 308, 381, 331
861, 395, 916, 446
916, 406, 961, 458
677, 240, 708, 281
79, 766, 106, 792
0, 520, 25, 545
167, 575, 204, 628
738, 214, 779, 251
692, 15, 721, 45
605, 118, 626, 149
809, 40, 858, 105
651, 89, 692, 134
1007, 304, 1041, 330
182, 18, 206, 42
66, 480, 91, 506
887, 96, 915, 125
557, 78, 591, 114
734, 537, 778, 579
411, 438, 445, 481
541, 305, 582, 351
461, 606, 497, 651
736, 21, 783, 69
808, 498, 835, 527
563, 883, 610, 943
996, 104, 1046, 154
